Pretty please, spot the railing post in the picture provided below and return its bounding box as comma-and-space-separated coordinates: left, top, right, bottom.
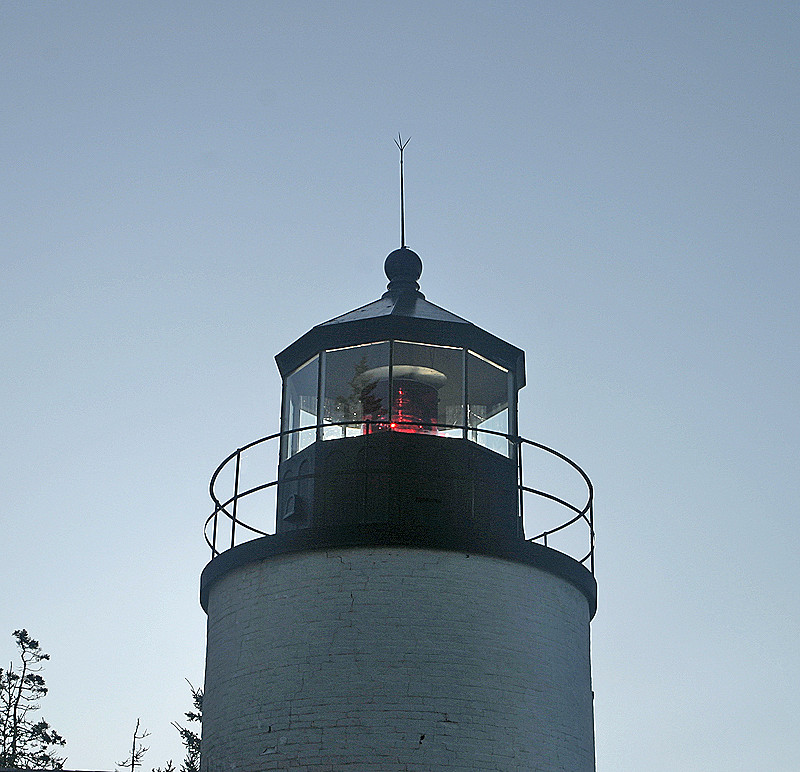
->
211, 507, 219, 557
230, 449, 241, 550
517, 437, 525, 538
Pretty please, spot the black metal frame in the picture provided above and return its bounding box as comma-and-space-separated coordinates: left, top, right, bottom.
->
206, 422, 595, 574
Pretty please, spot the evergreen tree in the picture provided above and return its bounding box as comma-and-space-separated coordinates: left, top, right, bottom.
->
0, 629, 66, 769
116, 718, 149, 772
171, 682, 201, 772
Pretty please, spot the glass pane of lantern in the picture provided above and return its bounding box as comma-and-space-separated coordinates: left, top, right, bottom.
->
392, 342, 464, 436
467, 351, 511, 456
321, 342, 390, 439
281, 355, 319, 459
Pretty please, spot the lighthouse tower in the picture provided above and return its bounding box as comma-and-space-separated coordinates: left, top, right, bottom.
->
199, 247, 597, 771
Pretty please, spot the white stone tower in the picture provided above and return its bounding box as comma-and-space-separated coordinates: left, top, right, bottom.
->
200, 246, 597, 771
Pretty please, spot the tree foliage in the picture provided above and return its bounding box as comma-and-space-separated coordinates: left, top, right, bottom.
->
0, 629, 66, 769
118, 681, 201, 772
171, 681, 201, 772
116, 718, 149, 772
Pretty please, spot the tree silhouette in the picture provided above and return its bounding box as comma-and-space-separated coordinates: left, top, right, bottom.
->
171, 682, 201, 772
0, 629, 66, 769
116, 718, 149, 772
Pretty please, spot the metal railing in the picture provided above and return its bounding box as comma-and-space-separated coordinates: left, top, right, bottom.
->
205, 421, 594, 574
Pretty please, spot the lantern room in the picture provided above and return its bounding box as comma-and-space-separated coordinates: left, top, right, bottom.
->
274, 247, 526, 538
281, 341, 515, 456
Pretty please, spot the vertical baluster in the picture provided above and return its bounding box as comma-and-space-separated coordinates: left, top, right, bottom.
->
517, 438, 525, 538
231, 449, 241, 549
212, 506, 219, 557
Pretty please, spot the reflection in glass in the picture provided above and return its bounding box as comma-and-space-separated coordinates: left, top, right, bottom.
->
467, 351, 511, 456
321, 343, 390, 439
282, 356, 319, 459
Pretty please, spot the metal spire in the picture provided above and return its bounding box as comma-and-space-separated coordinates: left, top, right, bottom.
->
395, 134, 410, 248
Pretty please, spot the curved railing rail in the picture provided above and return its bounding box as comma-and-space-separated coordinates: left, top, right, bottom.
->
206, 421, 594, 574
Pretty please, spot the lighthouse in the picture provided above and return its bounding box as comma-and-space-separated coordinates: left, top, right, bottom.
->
199, 244, 597, 770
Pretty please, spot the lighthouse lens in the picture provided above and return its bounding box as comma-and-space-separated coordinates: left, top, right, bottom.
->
392, 341, 463, 437
355, 368, 443, 435
389, 378, 438, 433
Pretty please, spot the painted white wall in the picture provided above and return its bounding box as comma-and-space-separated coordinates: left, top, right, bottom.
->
202, 547, 594, 771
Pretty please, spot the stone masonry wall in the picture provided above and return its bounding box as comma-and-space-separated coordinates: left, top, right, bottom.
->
202, 547, 594, 771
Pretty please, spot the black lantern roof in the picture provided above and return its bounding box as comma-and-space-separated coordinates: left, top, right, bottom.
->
275, 247, 526, 387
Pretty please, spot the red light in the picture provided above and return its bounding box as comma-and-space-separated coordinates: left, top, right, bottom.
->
391, 380, 437, 434
360, 376, 439, 435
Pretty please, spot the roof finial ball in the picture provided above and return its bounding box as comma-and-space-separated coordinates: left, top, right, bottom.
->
384, 246, 423, 295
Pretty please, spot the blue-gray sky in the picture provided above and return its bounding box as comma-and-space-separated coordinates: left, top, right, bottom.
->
2, 2, 798, 769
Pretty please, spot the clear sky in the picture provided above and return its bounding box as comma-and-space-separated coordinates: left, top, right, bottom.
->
2, 2, 798, 769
